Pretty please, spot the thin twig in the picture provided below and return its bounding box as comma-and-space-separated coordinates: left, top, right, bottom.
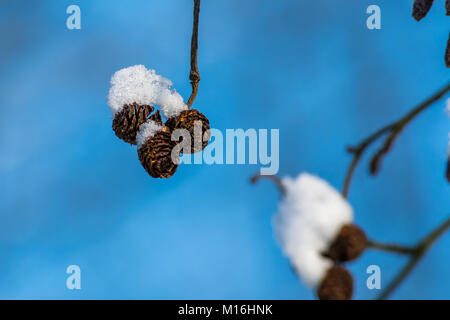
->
366, 239, 417, 255
377, 216, 450, 300
342, 123, 394, 198
186, 0, 201, 108
250, 173, 286, 197
342, 82, 450, 198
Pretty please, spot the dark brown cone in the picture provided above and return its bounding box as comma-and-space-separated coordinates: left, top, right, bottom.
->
138, 126, 179, 178
149, 110, 163, 126
112, 103, 154, 145
317, 266, 353, 300
412, 0, 435, 21
446, 32, 450, 68
325, 224, 367, 262
446, 0, 450, 15
165, 109, 210, 154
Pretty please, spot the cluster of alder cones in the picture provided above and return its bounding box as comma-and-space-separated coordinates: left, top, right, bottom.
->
317, 224, 367, 300
112, 103, 210, 178
412, 0, 450, 67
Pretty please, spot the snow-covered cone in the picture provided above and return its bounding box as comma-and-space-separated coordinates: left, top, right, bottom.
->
137, 121, 179, 179
112, 103, 155, 145
107, 65, 188, 144
165, 109, 210, 153
273, 173, 364, 299
412, 0, 435, 21
317, 266, 353, 300
148, 110, 163, 126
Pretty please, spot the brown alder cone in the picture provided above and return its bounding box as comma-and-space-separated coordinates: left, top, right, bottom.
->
138, 126, 179, 178
325, 224, 367, 262
165, 109, 210, 153
112, 103, 154, 145
446, 0, 450, 15
446, 32, 450, 68
149, 110, 163, 126
317, 266, 353, 300
412, 0, 435, 21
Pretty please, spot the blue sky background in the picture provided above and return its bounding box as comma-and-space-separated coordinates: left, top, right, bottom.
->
0, 0, 449, 299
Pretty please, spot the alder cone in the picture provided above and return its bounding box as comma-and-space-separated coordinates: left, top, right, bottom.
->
149, 110, 163, 126
412, 0, 435, 21
112, 103, 154, 145
326, 224, 367, 262
446, 0, 450, 15
317, 266, 353, 300
165, 109, 210, 154
138, 126, 179, 179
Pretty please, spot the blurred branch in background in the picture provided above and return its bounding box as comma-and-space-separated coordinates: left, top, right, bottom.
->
366, 239, 417, 255
250, 81, 450, 300
376, 216, 450, 300
341, 81, 450, 299
187, 0, 201, 108
250, 173, 286, 197
251, 167, 450, 300
342, 82, 450, 198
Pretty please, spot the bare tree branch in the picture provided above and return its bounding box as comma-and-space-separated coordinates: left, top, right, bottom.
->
366, 239, 418, 255
187, 0, 201, 108
342, 82, 450, 198
250, 173, 286, 198
377, 216, 450, 300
